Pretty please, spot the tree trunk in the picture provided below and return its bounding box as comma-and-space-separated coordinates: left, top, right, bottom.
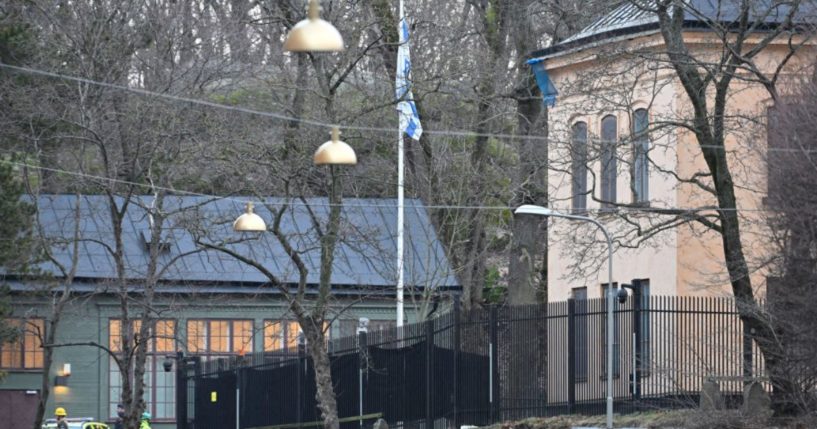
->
33, 313, 59, 429
508, 79, 547, 306
302, 320, 339, 429
655, 3, 799, 414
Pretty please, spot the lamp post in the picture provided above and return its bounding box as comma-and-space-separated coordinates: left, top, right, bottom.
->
513, 204, 616, 429
164, 351, 201, 429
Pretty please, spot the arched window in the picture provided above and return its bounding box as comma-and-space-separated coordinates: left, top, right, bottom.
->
571, 122, 588, 213
601, 115, 618, 208
633, 109, 649, 203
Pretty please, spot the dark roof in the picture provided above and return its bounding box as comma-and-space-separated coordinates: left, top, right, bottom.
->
531, 0, 817, 59
15, 195, 458, 290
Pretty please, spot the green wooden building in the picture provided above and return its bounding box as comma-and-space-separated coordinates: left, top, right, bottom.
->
1, 195, 458, 429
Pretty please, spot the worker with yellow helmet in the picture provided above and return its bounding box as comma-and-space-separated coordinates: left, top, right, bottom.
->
55, 407, 68, 429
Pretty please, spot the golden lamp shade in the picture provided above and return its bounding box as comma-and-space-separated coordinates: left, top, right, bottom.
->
283, 0, 344, 52
233, 202, 267, 232
314, 127, 357, 166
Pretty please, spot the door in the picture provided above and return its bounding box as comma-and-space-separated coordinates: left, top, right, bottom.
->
0, 389, 40, 429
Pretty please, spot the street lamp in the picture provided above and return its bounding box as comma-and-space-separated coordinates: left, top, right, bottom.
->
233, 126, 357, 232
513, 204, 616, 429
283, 0, 345, 52
314, 127, 357, 165
233, 202, 267, 232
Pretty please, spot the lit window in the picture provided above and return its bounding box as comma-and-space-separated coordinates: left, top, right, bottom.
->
263, 320, 330, 352
0, 319, 44, 369
263, 320, 301, 352
108, 319, 176, 420
185, 320, 253, 356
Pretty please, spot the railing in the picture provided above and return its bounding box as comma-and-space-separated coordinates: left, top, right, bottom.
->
181, 296, 765, 429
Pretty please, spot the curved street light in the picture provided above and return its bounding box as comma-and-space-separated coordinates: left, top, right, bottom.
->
514, 204, 616, 429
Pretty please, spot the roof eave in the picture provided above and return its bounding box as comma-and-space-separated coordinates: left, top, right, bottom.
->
529, 25, 662, 63
529, 18, 809, 63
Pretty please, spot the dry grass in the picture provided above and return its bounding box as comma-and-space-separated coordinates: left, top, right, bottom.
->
481, 409, 817, 429
483, 411, 690, 429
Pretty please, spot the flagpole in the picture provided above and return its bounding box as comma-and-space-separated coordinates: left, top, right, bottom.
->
396, 0, 405, 329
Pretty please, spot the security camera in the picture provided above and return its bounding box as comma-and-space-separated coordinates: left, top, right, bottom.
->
616, 288, 629, 304
162, 358, 173, 372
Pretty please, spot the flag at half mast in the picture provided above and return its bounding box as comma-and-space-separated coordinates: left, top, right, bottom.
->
396, 17, 422, 140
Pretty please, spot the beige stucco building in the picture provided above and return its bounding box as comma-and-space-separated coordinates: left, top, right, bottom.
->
529, 1, 816, 303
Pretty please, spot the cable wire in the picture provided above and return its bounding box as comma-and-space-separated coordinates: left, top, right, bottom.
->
3, 62, 813, 154
0, 158, 788, 214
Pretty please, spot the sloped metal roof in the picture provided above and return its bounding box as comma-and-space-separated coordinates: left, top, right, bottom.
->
19, 195, 458, 290
532, 0, 817, 59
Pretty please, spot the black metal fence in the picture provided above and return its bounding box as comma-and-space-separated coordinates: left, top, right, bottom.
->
178, 295, 765, 429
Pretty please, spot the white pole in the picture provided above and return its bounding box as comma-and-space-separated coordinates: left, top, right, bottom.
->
396, 0, 405, 329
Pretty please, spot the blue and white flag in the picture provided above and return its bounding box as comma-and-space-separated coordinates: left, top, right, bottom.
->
396, 18, 422, 140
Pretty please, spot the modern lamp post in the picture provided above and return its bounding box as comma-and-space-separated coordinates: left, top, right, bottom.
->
513, 204, 616, 429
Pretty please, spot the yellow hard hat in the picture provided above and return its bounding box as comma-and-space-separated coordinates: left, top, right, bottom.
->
55, 407, 67, 417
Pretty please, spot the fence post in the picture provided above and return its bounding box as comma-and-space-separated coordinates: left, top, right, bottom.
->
567, 298, 576, 414
358, 319, 369, 429
297, 337, 305, 427
426, 319, 435, 429
633, 282, 642, 402
453, 298, 461, 429
176, 351, 188, 429
235, 362, 242, 429
489, 306, 500, 423
743, 321, 753, 384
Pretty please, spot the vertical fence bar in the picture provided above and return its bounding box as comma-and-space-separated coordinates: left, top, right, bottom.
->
567, 298, 576, 413
359, 328, 368, 429
236, 364, 242, 429
489, 306, 499, 423
425, 319, 435, 429
176, 351, 188, 429
743, 322, 753, 385
632, 284, 642, 402
297, 341, 305, 427
453, 299, 461, 429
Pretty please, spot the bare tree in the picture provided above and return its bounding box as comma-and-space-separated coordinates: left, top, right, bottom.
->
545, 0, 815, 414
763, 75, 817, 415
196, 165, 349, 429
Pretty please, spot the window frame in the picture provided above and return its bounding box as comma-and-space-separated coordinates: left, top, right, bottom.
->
766, 105, 783, 202
0, 318, 45, 370
632, 109, 650, 204
600, 115, 618, 209
186, 319, 254, 357
571, 121, 589, 214
108, 318, 177, 422
263, 320, 303, 353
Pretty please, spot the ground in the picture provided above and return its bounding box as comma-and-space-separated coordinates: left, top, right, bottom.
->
483, 409, 816, 429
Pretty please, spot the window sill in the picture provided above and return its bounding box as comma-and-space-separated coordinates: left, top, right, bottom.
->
0, 368, 44, 373
630, 201, 650, 208
598, 207, 618, 216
